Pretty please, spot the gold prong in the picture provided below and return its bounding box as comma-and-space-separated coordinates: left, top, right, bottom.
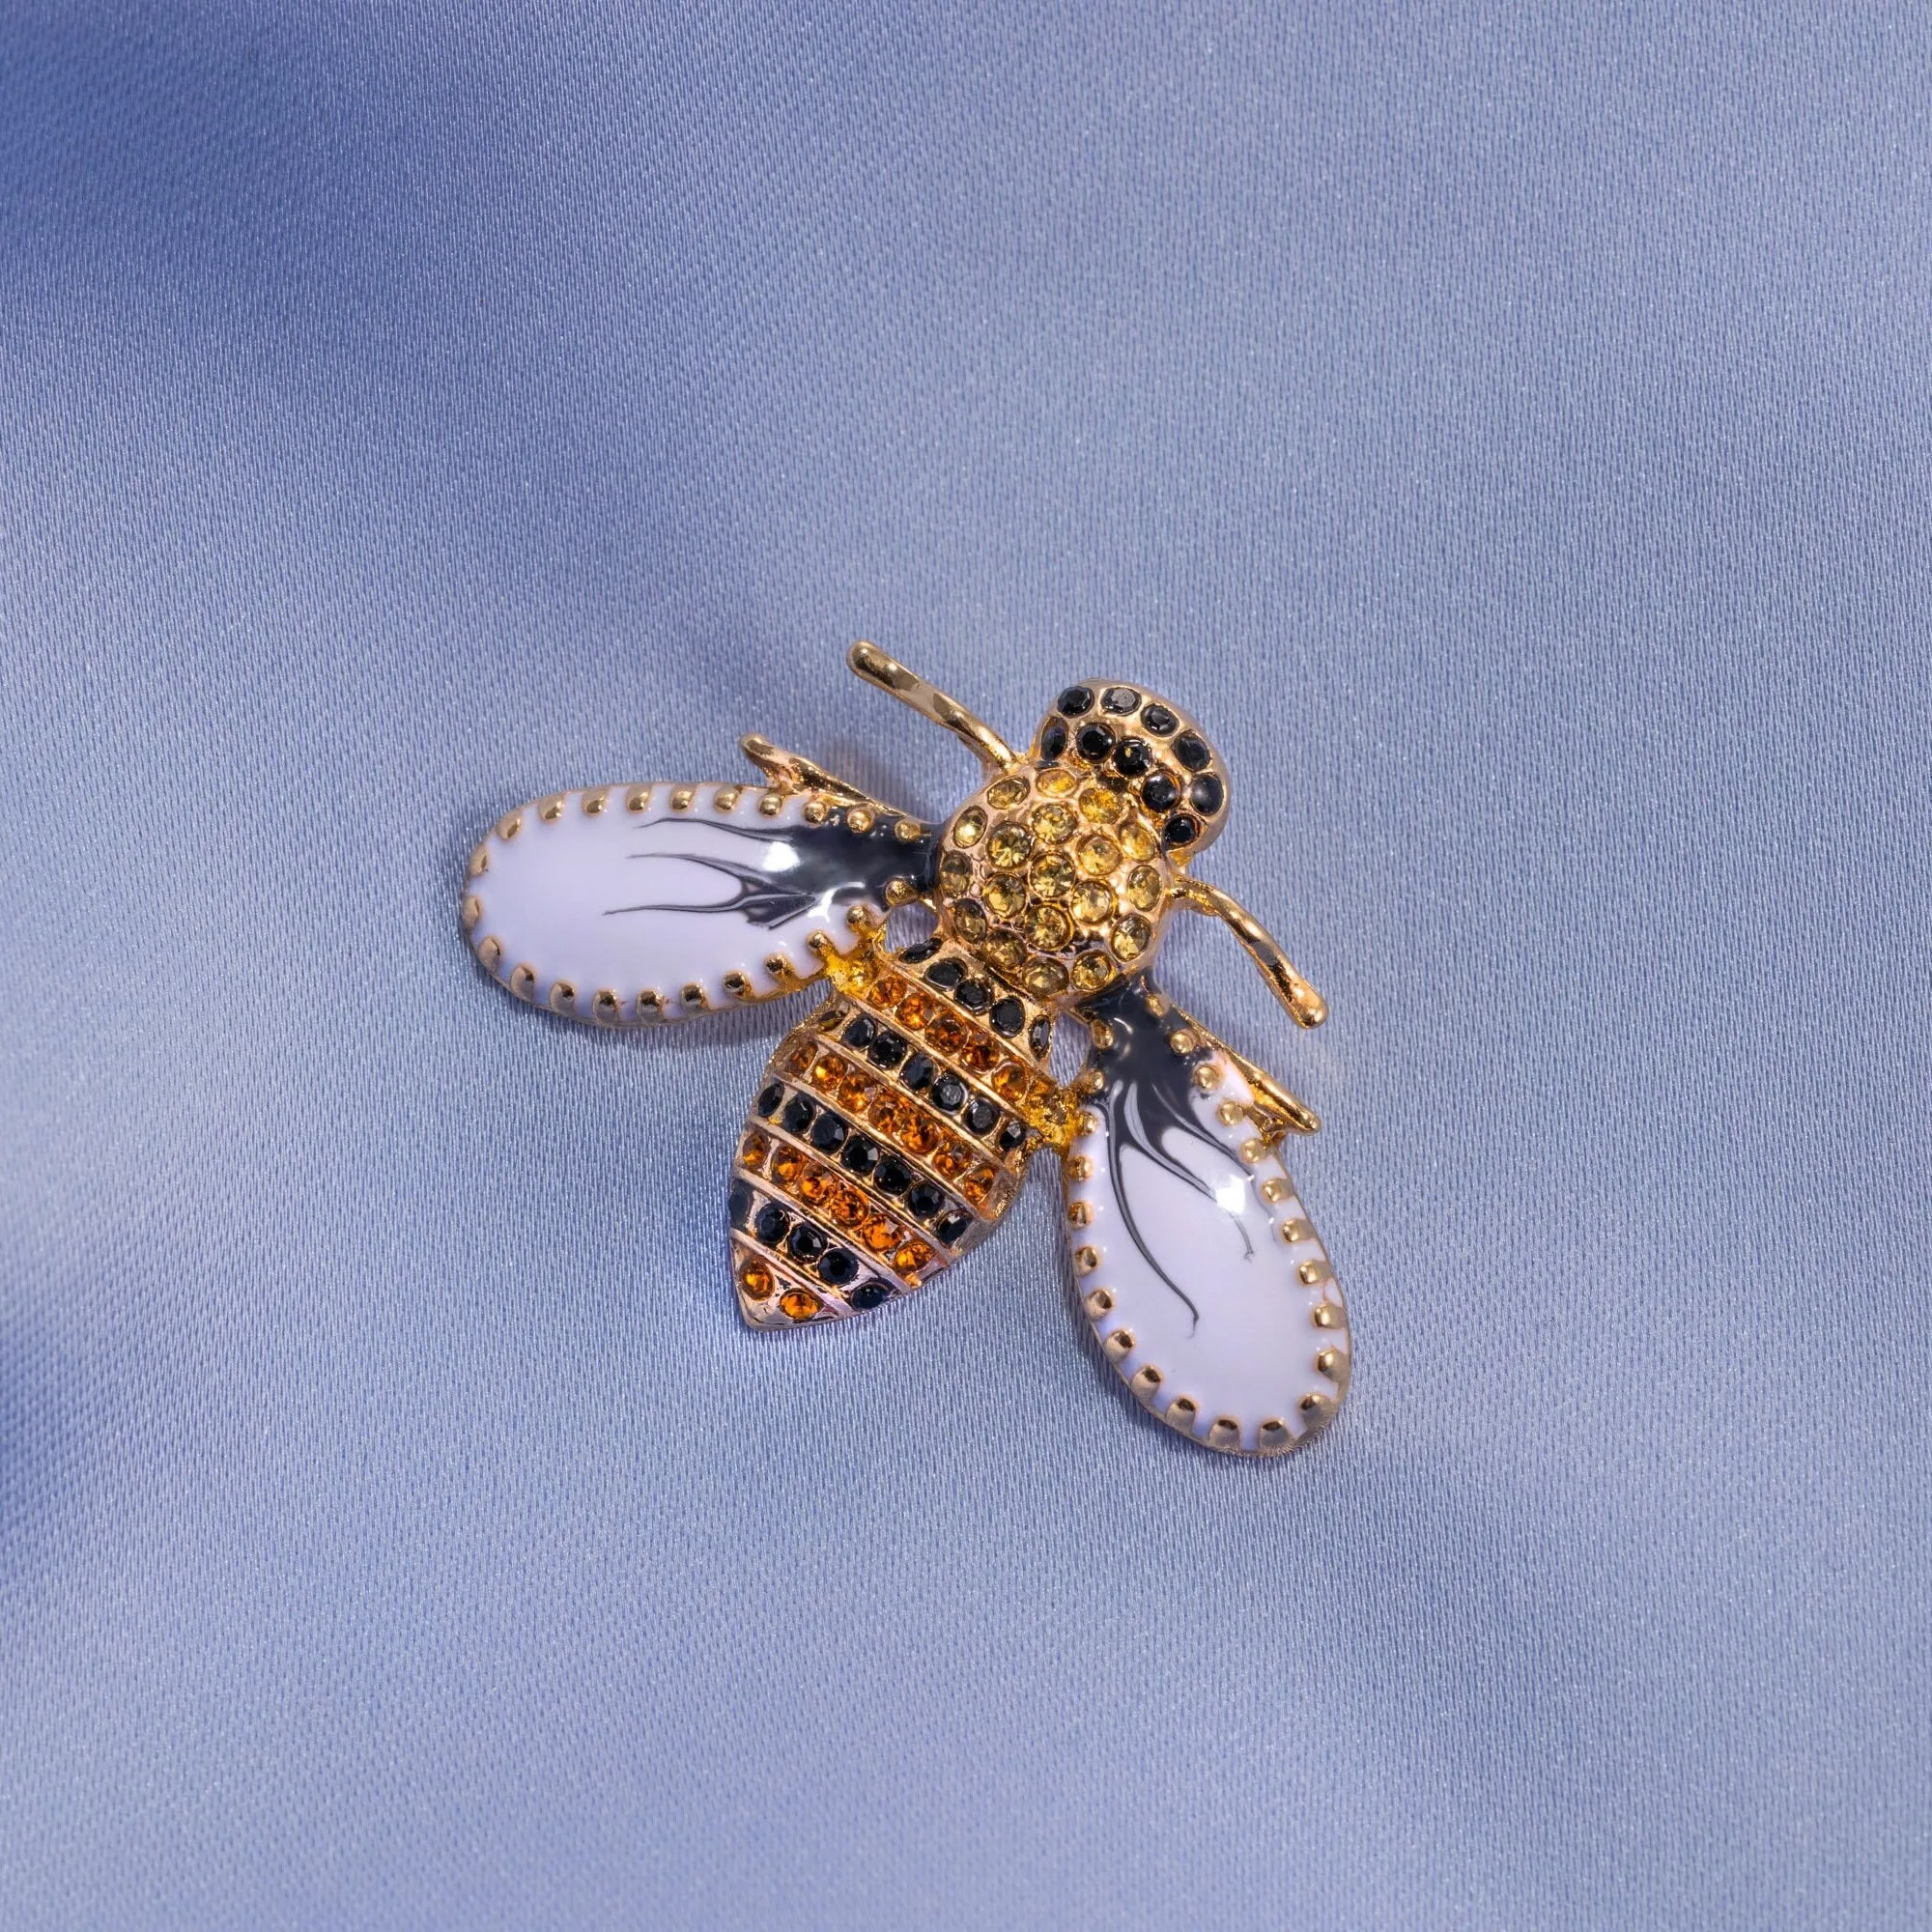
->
758, 789, 784, 816
477, 935, 502, 970
1208, 1416, 1241, 1450
802, 798, 829, 825
1130, 1365, 1163, 1400
892, 818, 923, 842
1065, 1201, 1091, 1228
847, 640, 1019, 771
846, 807, 874, 834
1215, 1100, 1243, 1126
1259, 1419, 1291, 1449
883, 876, 920, 906
1064, 1153, 1094, 1181
593, 989, 621, 1021
625, 786, 652, 813
1280, 1218, 1310, 1244
582, 788, 608, 816
1190, 1062, 1220, 1093
1102, 1327, 1134, 1360
715, 784, 742, 812
1315, 1348, 1343, 1378
467, 846, 489, 878
510, 963, 537, 1000
1298, 1259, 1328, 1286
497, 811, 523, 840
1088, 1019, 1116, 1052
669, 785, 696, 812
1168, 1029, 1198, 1056
723, 971, 751, 1001
1312, 1301, 1342, 1329
1260, 1177, 1291, 1205
636, 989, 664, 1019
461, 895, 482, 930
539, 794, 565, 823
1165, 1395, 1199, 1430
1238, 1136, 1265, 1165
549, 980, 577, 1015
1083, 1287, 1114, 1318
680, 982, 707, 1010
1073, 1245, 1099, 1274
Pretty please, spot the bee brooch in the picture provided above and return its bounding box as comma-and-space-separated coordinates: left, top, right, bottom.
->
461, 644, 1349, 1455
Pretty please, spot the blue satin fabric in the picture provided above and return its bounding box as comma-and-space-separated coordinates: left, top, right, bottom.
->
2, 6, 1924, 1926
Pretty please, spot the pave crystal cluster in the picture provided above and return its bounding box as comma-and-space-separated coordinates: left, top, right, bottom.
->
931, 683, 1230, 1005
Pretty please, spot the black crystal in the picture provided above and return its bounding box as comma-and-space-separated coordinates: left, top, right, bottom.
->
787, 1224, 826, 1264
1162, 813, 1201, 848
753, 1202, 790, 1245
849, 1280, 893, 1311
925, 957, 964, 990
728, 1179, 754, 1229
905, 1180, 946, 1220
1141, 701, 1178, 735
1057, 686, 1094, 716
930, 1074, 966, 1113
755, 1082, 784, 1118
809, 1112, 848, 1153
781, 1094, 816, 1136
963, 1097, 998, 1135
1027, 1018, 1051, 1057
818, 1247, 858, 1287
1101, 685, 1140, 715
842, 1014, 877, 1050
875, 1155, 914, 1195
840, 1135, 880, 1177
934, 1209, 972, 1244
898, 939, 940, 965
1188, 774, 1225, 816
1039, 720, 1068, 760
988, 997, 1025, 1037
955, 980, 991, 1012
1113, 737, 1151, 778
867, 1029, 909, 1069
1175, 731, 1211, 772
1141, 772, 1179, 812
1075, 722, 1115, 762
900, 1052, 934, 1093
996, 1121, 1027, 1155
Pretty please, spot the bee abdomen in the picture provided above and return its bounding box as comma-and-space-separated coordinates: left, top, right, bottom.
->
729, 940, 1063, 1326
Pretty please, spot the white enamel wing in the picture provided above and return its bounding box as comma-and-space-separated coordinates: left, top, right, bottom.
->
462, 783, 935, 1020
1063, 980, 1350, 1455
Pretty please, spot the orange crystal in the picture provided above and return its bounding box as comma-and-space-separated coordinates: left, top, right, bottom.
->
770, 1146, 804, 1189
930, 1141, 971, 1179
739, 1129, 770, 1170
860, 1215, 900, 1254
893, 1239, 934, 1280
796, 1163, 832, 1207
779, 1287, 821, 1322
739, 1258, 775, 1300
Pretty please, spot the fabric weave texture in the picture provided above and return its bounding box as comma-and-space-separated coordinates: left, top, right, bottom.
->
1, 5, 1926, 1927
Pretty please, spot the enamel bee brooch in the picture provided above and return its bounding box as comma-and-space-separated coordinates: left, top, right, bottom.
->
461, 644, 1349, 1455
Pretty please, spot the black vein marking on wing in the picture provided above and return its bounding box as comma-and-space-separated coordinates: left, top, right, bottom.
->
1078, 974, 1255, 1331
601, 816, 936, 931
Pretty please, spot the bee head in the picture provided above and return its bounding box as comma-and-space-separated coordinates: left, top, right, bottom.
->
1032, 682, 1230, 858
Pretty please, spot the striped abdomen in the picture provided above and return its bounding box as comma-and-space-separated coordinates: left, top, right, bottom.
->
729, 935, 1067, 1325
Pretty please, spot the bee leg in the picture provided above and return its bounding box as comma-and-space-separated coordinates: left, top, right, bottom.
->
738, 734, 874, 803
846, 641, 1020, 773
1171, 877, 1326, 1030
